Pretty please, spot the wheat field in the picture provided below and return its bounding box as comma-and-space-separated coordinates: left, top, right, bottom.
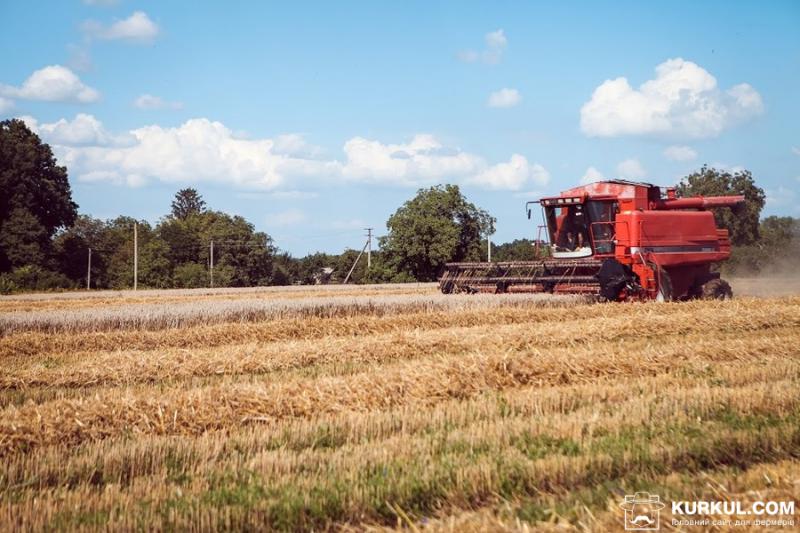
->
1, 281, 798, 531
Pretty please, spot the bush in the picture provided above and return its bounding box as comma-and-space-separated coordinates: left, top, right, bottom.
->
1, 265, 75, 293
0, 274, 19, 294
172, 263, 209, 288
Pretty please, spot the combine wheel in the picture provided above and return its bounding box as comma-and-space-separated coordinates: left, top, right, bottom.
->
700, 278, 733, 300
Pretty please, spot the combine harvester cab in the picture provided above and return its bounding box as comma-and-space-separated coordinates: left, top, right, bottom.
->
439, 180, 744, 301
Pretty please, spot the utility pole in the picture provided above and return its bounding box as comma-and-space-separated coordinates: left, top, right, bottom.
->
86, 248, 91, 290
487, 235, 492, 262
133, 222, 138, 291
365, 228, 373, 268
344, 239, 369, 284
209, 240, 214, 288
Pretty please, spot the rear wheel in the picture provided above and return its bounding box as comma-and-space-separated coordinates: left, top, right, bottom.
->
700, 278, 733, 300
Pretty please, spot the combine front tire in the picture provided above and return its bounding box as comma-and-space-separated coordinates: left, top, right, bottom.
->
700, 278, 733, 300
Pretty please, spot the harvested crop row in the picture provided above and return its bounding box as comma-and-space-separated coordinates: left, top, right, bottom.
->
9, 374, 795, 490
5, 355, 794, 492
3, 296, 796, 359
360, 459, 800, 532
1, 325, 797, 455
2, 311, 796, 391
2, 378, 797, 531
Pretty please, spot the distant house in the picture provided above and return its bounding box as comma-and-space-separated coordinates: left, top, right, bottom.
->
313, 267, 335, 285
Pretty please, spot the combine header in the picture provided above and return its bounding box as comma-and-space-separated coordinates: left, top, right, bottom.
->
439, 180, 744, 301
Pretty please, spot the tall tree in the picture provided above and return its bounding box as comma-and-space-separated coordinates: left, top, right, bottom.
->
170, 188, 207, 220
676, 165, 765, 246
0, 119, 78, 272
380, 185, 494, 281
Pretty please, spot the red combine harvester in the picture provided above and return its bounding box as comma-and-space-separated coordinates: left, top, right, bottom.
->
438, 180, 745, 301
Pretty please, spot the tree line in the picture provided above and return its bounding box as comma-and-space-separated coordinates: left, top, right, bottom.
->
0, 118, 797, 293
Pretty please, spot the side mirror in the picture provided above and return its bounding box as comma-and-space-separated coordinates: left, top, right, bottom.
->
527, 209, 531, 219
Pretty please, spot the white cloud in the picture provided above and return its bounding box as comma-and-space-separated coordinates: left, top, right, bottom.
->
0, 65, 100, 103
485, 29, 507, 50
663, 145, 698, 161
0, 97, 14, 114
488, 88, 521, 108
342, 134, 549, 190
272, 133, 326, 159
458, 28, 507, 64
580, 166, 606, 184
134, 94, 183, 110
265, 209, 307, 227
54, 117, 340, 190
580, 58, 763, 139
15, 115, 38, 131
342, 134, 482, 187
82, 11, 159, 43
616, 158, 647, 180
34, 113, 128, 146
33, 114, 544, 192
468, 154, 549, 190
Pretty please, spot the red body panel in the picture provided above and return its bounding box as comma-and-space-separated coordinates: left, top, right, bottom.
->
544, 181, 742, 300
616, 210, 730, 267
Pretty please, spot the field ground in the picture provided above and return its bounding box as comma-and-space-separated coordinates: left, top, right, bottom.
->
0, 280, 798, 531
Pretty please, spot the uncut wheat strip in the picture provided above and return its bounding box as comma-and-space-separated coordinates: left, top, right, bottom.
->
3, 295, 796, 359
0, 285, 439, 314
0, 292, 581, 335
0, 282, 438, 303
3, 306, 797, 391
0, 327, 797, 455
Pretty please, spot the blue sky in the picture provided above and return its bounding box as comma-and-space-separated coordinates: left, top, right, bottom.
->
1, 1, 798, 255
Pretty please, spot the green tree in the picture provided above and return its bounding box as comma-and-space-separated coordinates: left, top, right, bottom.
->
52, 215, 108, 287
676, 165, 765, 246
170, 188, 207, 220
759, 216, 799, 249
173, 262, 208, 288
0, 119, 78, 272
488, 238, 543, 262
380, 185, 494, 281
